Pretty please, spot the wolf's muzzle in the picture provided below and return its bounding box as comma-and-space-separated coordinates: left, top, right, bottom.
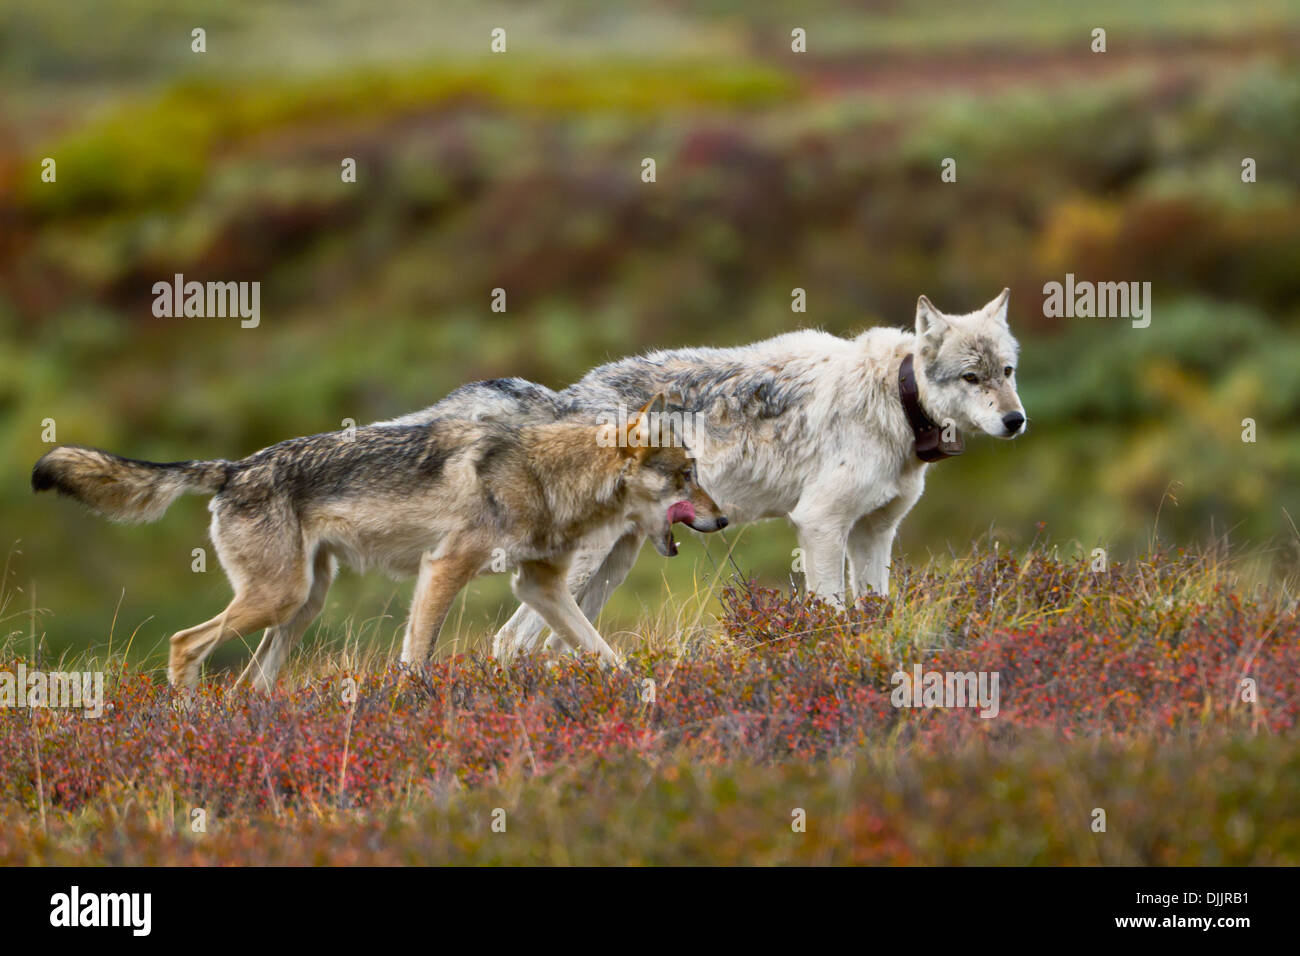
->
690, 515, 728, 532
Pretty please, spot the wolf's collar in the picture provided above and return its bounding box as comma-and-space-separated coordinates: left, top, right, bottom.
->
898, 353, 964, 462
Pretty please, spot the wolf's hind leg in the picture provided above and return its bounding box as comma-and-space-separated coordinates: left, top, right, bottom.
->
238, 548, 337, 693
400, 549, 485, 665
168, 508, 310, 690
168, 585, 308, 691
512, 560, 624, 668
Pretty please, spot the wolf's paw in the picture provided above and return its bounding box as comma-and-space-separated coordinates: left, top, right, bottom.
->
169, 684, 197, 715
167, 657, 201, 695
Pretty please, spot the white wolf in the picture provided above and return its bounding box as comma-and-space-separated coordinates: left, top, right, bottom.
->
388, 289, 1027, 658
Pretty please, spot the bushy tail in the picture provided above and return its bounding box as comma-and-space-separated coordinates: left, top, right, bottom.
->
32, 445, 231, 524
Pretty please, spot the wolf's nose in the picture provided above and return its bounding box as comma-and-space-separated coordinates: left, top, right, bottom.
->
716, 516, 729, 529
1002, 412, 1025, 433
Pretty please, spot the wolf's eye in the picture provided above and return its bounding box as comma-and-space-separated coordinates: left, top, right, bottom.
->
1004, 366, 1014, 378
962, 373, 979, 385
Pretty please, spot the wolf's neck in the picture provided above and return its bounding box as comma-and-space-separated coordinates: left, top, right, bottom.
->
837, 331, 920, 448
525, 422, 628, 528
899, 333, 945, 422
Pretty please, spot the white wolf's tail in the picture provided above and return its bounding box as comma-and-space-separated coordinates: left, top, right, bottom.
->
32, 445, 231, 523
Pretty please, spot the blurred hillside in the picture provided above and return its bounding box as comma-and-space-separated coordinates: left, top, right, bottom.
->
2, 0, 1299, 666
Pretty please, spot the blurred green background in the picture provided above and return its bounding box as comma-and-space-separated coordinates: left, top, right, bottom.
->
2, 0, 1299, 668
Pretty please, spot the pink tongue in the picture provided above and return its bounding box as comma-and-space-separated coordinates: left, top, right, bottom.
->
667, 500, 696, 525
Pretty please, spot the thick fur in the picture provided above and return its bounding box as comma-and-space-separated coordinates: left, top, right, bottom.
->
31, 447, 230, 523
32, 399, 725, 691
390, 290, 1027, 659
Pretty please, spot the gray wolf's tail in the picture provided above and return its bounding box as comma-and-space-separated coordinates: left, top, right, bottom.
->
32, 445, 231, 523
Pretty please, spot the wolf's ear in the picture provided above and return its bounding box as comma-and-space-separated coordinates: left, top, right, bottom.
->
916, 295, 948, 340
987, 287, 1011, 326
623, 393, 665, 458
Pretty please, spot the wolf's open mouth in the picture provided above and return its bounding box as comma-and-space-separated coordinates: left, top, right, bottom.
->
657, 527, 679, 557
655, 500, 696, 557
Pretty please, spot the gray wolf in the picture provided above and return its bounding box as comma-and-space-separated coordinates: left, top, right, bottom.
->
388, 289, 1026, 658
31, 396, 726, 690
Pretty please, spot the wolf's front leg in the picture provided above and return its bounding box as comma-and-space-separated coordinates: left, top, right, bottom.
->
847, 517, 896, 598
491, 604, 549, 661
543, 531, 643, 654
493, 534, 638, 660
492, 544, 608, 660
511, 560, 624, 668
791, 506, 852, 607
400, 549, 484, 665
847, 477, 925, 600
